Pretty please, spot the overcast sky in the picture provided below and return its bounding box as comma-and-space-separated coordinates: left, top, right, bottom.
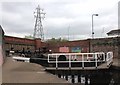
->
0, 0, 119, 40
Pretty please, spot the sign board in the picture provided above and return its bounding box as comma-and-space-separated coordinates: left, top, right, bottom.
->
59, 47, 69, 53
71, 47, 81, 53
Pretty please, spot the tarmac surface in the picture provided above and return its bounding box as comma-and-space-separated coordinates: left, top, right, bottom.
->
2, 57, 70, 84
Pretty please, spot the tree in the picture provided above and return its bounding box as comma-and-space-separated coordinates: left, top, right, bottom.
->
24, 35, 34, 39
46, 37, 68, 43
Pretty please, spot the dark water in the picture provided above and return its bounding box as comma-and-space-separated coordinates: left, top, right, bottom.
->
47, 68, 120, 85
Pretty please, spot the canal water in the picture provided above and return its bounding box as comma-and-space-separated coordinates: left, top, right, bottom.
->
47, 68, 120, 85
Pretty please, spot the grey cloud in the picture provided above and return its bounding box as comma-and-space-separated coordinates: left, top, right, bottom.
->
1, 0, 119, 40
2, 2, 33, 13
2, 2, 34, 35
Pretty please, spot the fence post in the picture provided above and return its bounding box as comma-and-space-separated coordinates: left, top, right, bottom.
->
56, 55, 58, 68
95, 53, 98, 68
103, 53, 105, 61
82, 54, 84, 69
69, 54, 71, 68
87, 54, 88, 61
48, 54, 50, 63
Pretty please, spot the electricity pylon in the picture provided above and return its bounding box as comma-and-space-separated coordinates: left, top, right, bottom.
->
33, 5, 45, 41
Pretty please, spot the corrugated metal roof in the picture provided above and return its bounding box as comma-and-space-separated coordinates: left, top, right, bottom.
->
107, 29, 120, 36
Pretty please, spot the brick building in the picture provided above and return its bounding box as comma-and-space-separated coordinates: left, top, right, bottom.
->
3, 35, 120, 58
2, 23, 119, 59
4, 35, 46, 53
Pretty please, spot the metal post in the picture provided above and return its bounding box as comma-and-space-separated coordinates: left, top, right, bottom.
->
91, 14, 98, 52
92, 15, 94, 39
92, 14, 98, 39
82, 54, 84, 69
48, 54, 49, 63
56, 55, 58, 68
103, 53, 105, 61
95, 53, 98, 68
69, 54, 71, 68
87, 54, 89, 61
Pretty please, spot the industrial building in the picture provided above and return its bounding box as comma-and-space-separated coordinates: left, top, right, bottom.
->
0, 25, 119, 58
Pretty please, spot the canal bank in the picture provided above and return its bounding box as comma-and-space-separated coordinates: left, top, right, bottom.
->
1, 57, 120, 85
2, 57, 72, 84
2, 56, 120, 84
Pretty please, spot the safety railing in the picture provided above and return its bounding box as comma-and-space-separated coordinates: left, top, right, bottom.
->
48, 52, 111, 69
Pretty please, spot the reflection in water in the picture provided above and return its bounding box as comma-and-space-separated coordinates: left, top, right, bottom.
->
109, 79, 115, 85
53, 69, 120, 85
68, 76, 72, 83
62, 75, 91, 84
74, 75, 78, 83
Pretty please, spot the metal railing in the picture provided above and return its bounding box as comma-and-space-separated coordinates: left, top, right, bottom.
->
48, 52, 113, 69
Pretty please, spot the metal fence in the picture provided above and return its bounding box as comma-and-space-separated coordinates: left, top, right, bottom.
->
48, 52, 113, 68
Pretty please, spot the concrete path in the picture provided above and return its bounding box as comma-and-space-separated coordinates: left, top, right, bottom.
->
2, 57, 70, 83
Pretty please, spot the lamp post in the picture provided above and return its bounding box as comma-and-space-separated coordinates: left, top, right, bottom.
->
92, 14, 98, 39
91, 14, 98, 53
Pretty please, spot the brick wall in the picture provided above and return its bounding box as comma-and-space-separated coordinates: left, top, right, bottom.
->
4, 35, 119, 59
47, 39, 90, 53
34, 38, 41, 50
90, 37, 120, 58
4, 36, 42, 52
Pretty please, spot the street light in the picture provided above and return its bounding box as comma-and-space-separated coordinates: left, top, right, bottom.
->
92, 14, 98, 39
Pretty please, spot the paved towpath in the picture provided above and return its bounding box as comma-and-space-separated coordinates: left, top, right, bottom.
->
2, 57, 70, 83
